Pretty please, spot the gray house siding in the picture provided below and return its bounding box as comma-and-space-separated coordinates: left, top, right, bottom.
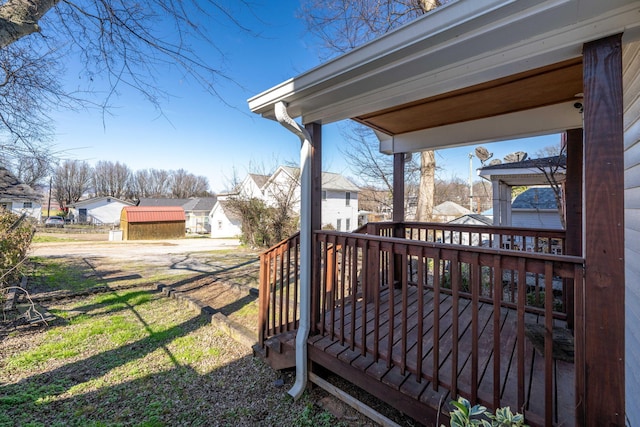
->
624, 39, 640, 426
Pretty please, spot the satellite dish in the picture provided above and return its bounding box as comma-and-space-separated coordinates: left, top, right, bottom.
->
504, 151, 528, 163
489, 159, 502, 166
474, 146, 493, 164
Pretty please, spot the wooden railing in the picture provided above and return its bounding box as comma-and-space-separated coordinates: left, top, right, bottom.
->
367, 221, 566, 254
313, 230, 583, 426
257, 232, 300, 347
256, 223, 582, 425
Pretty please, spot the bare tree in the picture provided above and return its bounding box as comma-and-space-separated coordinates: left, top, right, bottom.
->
169, 169, 210, 198
92, 161, 131, 199
300, 0, 447, 221
0, 1, 253, 163
534, 144, 567, 228
4, 147, 52, 188
148, 169, 172, 198
52, 159, 91, 209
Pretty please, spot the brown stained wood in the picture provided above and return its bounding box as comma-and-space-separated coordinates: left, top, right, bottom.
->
355, 58, 582, 135
455, 303, 495, 401
582, 34, 625, 427
381, 365, 412, 391
309, 287, 574, 427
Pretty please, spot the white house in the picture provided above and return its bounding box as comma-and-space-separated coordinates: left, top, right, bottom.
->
209, 200, 242, 238
0, 167, 42, 222
68, 196, 134, 226
511, 186, 563, 229
209, 174, 269, 238
209, 167, 359, 238
432, 200, 471, 223
268, 166, 360, 232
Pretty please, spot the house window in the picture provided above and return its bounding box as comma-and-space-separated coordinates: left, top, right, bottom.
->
322, 191, 327, 201
345, 192, 351, 206
107, 198, 111, 203
345, 218, 350, 230
23, 202, 32, 208
336, 219, 342, 231
218, 221, 223, 230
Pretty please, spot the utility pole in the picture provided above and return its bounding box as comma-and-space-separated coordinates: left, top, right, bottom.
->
47, 176, 52, 218
468, 153, 474, 211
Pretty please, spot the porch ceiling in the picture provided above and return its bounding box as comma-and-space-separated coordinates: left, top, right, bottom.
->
354, 58, 583, 136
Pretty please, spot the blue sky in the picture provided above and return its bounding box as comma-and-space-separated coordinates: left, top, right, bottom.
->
48, 1, 560, 193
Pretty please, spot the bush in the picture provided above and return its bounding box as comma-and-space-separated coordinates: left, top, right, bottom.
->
443, 397, 528, 427
1, 210, 36, 290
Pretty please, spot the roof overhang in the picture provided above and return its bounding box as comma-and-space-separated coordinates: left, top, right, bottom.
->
248, 0, 640, 152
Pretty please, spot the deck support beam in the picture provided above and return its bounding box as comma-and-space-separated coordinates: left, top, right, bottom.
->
580, 34, 625, 426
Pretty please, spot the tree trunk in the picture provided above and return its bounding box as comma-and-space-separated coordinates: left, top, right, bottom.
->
415, 150, 435, 221
0, 0, 59, 48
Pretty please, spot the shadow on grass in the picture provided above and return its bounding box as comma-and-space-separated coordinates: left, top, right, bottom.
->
0, 353, 299, 426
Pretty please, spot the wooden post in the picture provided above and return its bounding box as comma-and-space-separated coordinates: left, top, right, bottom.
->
307, 122, 322, 333
564, 128, 583, 330
580, 34, 625, 426
393, 153, 405, 287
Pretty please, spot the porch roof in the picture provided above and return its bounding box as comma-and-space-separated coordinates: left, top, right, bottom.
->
248, 0, 640, 152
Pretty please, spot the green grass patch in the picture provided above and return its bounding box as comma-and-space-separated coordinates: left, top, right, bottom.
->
29, 257, 101, 292
32, 235, 74, 243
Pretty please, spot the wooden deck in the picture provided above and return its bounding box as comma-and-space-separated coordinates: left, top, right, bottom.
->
308, 286, 575, 427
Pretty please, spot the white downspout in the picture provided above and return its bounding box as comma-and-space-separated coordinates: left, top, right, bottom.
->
274, 101, 312, 400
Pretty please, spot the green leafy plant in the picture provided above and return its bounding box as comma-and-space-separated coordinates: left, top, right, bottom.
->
442, 397, 528, 427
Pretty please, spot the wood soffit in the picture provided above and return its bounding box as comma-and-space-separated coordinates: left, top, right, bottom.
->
354, 58, 583, 136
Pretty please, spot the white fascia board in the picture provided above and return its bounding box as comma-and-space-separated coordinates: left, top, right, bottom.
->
249, 0, 640, 126
304, 2, 640, 125
381, 102, 582, 154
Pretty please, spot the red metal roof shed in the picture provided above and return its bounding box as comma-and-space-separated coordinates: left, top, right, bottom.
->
120, 206, 186, 240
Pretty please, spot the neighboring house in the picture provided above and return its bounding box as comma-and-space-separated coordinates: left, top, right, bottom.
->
249, 1, 638, 425
444, 213, 493, 245
209, 167, 359, 237
431, 201, 471, 223
269, 166, 360, 232
137, 197, 218, 234
478, 155, 566, 228
511, 187, 563, 229
181, 197, 217, 234
68, 197, 134, 226
0, 167, 42, 222
209, 200, 242, 238
208, 174, 269, 238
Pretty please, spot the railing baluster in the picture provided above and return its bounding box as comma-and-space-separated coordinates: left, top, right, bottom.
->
350, 239, 358, 350
279, 246, 285, 333
517, 257, 526, 410
416, 246, 425, 383
339, 236, 347, 344
387, 243, 395, 369
492, 254, 502, 410
471, 252, 480, 403
451, 251, 460, 398
544, 261, 554, 425
285, 240, 291, 330
433, 249, 441, 390
401, 245, 408, 375
361, 239, 369, 356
